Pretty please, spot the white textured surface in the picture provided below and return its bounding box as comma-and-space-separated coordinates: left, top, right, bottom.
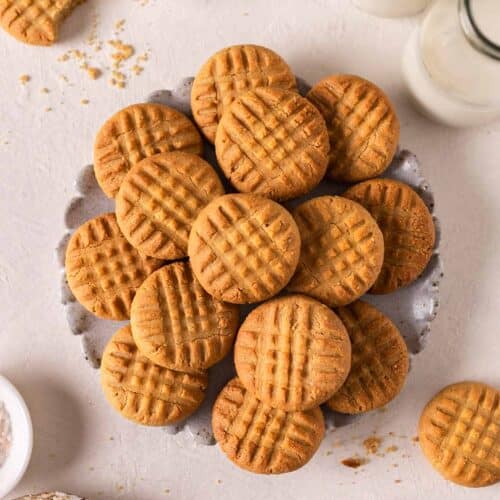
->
0, 0, 499, 499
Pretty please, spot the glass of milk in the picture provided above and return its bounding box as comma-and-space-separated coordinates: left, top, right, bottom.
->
353, 0, 431, 17
402, 0, 500, 127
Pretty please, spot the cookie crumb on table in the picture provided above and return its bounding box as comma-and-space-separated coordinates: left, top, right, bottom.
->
363, 437, 382, 455
341, 457, 368, 468
19, 74, 30, 85
386, 445, 398, 453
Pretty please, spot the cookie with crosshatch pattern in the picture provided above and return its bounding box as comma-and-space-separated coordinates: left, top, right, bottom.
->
327, 301, 409, 414
287, 196, 384, 306
343, 178, 435, 294
188, 193, 301, 304
0, 0, 84, 46
65, 213, 163, 320
131, 261, 240, 371
191, 44, 297, 143
101, 325, 208, 426
215, 87, 330, 201
234, 295, 351, 412
419, 381, 499, 487
116, 152, 225, 260
307, 74, 400, 182
212, 377, 325, 474
93, 103, 203, 198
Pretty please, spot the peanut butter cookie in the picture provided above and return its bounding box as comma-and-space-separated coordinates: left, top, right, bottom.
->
131, 261, 240, 372
235, 295, 351, 411
343, 179, 435, 294
287, 196, 384, 306
65, 213, 163, 320
215, 87, 330, 201
212, 377, 324, 474
188, 194, 301, 304
327, 301, 409, 414
101, 325, 208, 426
94, 103, 203, 198
191, 44, 297, 143
419, 381, 499, 487
308, 74, 399, 182
116, 152, 224, 260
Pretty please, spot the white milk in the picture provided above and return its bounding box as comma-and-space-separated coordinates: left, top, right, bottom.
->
353, 0, 431, 17
402, 0, 500, 127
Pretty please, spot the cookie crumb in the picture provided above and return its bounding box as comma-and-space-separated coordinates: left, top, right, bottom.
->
412, 436, 419, 443
40, 87, 49, 93
386, 445, 398, 453
19, 74, 30, 85
341, 457, 367, 468
216, 479, 223, 484
363, 436, 382, 454
395, 479, 402, 484
81, 99, 89, 105
87, 67, 102, 80
164, 489, 170, 494
325, 450, 333, 456
45, 107, 53, 112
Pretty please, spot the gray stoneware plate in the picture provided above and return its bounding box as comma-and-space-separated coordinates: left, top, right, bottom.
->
57, 77, 443, 444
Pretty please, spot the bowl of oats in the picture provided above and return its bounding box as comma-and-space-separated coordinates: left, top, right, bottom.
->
0, 375, 33, 499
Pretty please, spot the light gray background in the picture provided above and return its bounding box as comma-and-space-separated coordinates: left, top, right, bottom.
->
0, 1, 498, 499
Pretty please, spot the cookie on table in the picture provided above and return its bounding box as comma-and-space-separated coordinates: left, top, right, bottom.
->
212, 377, 325, 474
191, 44, 297, 143
65, 213, 163, 320
131, 261, 240, 372
287, 196, 384, 307
116, 152, 224, 260
307, 74, 400, 182
188, 193, 301, 304
215, 87, 330, 201
327, 301, 409, 414
94, 103, 203, 198
0, 0, 84, 46
343, 178, 435, 294
101, 325, 208, 426
235, 295, 351, 411
419, 381, 499, 487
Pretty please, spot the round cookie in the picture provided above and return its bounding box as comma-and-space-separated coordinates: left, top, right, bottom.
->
131, 261, 240, 371
65, 213, 163, 320
307, 74, 400, 182
0, 0, 83, 46
215, 87, 330, 201
234, 295, 351, 412
191, 44, 297, 143
94, 103, 203, 198
101, 325, 208, 426
116, 152, 225, 260
188, 194, 301, 304
419, 381, 499, 488
327, 301, 409, 414
287, 196, 384, 307
212, 377, 325, 474
343, 179, 435, 294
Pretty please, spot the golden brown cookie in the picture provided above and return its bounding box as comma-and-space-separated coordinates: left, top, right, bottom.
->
235, 295, 351, 412
0, 0, 83, 46
215, 87, 330, 201
287, 196, 384, 306
101, 325, 208, 426
419, 381, 499, 487
343, 179, 435, 294
94, 103, 203, 198
327, 301, 409, 414
65, 213, 163, 320
307, 74, 400, 182
212, 377, 325, 474
116, 152, 224, 260
188, 194, 301, 304
131, 261, 240, 371
191, 44, 297, 143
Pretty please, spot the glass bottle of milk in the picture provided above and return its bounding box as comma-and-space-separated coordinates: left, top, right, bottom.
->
403, 0, 500, 127
353, 0, 431, 17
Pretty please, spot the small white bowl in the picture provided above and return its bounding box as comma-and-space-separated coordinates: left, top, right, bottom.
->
0, 375, 33, 499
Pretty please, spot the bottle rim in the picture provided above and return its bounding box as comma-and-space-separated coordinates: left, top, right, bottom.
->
459, 0, 500, 60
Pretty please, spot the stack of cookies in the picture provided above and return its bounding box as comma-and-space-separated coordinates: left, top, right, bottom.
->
65, 44, 436, 474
